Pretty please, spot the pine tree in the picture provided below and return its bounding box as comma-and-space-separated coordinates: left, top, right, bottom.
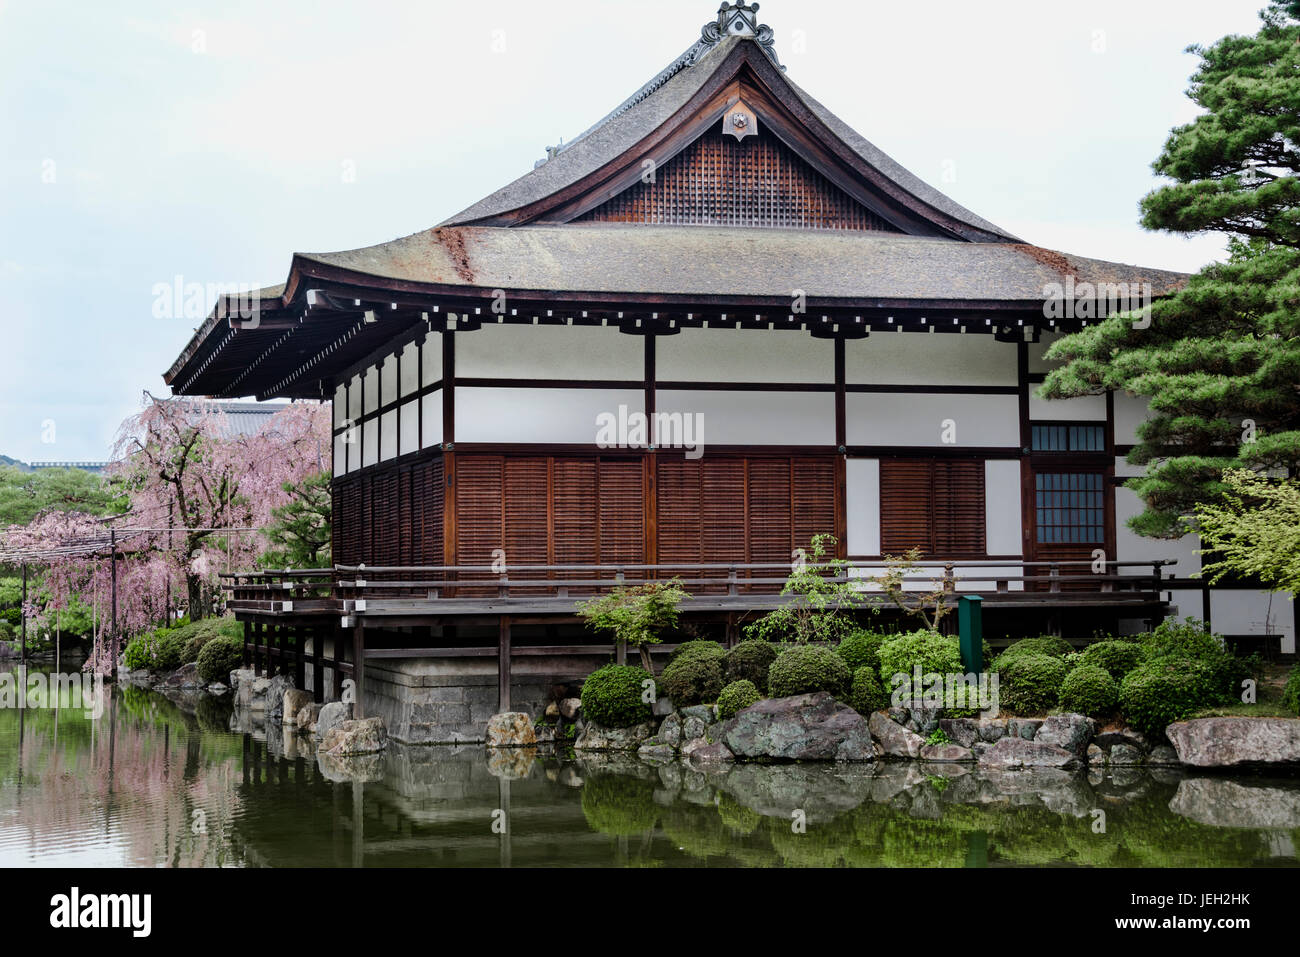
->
1041, 3, 1300, 537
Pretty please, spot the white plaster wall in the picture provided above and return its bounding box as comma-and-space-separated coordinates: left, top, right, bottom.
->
845, 332, 1017, 386
655, 390, 834, 446
422, 331, 442, 387
985, 460, 1023, 556
362, 418, 378, 468
845, 458, 880, 556
399, 343, 418, 397
1114, 485, 1201, 576
380, 409, 398, 462
1028, 393, 1107, 421
399, 399, 419, 456
421, 390, 442, 447
380, 354, 398, 407
657, 328, 833, 383
1113, 391, 1149, 446
1027, 334, 1064, 375
333, 384, 346, 428
457, 324, 643, 380
456, 387, 643, 445
363, 366, 378, 415
347, 373, 362, 423
846, 393, 1019, 447
333, 433, 348, 476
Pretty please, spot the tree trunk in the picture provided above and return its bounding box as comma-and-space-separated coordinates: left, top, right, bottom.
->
187, 574, 207, 621
638, 644, 654, 675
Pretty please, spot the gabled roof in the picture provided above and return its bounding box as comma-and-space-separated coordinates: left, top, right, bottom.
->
441, 35, 1019, 241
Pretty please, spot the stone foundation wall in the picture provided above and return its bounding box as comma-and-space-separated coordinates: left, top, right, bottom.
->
362, 653, 610, 744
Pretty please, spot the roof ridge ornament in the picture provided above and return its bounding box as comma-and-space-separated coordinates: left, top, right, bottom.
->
693, 2, 782, 68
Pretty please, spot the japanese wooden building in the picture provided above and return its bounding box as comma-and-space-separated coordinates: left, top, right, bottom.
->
163, 3, 1294, 741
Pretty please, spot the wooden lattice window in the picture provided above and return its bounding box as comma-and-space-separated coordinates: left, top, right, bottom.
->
1034, 472, 1105, 545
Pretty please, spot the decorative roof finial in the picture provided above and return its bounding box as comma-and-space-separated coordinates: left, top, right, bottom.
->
695, 2, 781, 68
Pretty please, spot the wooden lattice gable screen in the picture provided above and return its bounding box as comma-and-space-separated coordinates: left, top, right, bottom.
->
879, 459, 986, 557
575, 126, 902, 231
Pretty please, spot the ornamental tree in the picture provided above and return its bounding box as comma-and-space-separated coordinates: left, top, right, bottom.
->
1041, 3, 1300, 537
1195, 468, 1300, 592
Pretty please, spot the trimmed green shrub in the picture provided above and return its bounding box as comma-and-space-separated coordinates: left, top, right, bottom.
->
1138, 619, 1252, 706
877, 630, 962, 690
196, 634, 244, 684
581, 664, 655, 728
768, 644, 851, 698
669, 639, 726, 664
1120, 658, 1216, 737
849, 666, 888, 715
659, 653, 726, 706
999, 653, 1069, 715
179, 617, 243, 664
724, 639, 778, 687
124, 626, 189, 672
990, 635, 1072, 672
1284, 665, 1300, 717
836, 630, 886, 672
1058, 664, 1119, 717
1075, 640, 1143, 681
717, 679, 762, 720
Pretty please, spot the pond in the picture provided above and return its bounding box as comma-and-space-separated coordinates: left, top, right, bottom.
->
2, 671, 1298, 868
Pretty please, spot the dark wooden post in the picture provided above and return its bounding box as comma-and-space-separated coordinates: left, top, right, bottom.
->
498, 615, 512, 712
352, 622, 365, 719
311, 626, 324, 703
332, 626, 344, 702
294, 625, 306, 690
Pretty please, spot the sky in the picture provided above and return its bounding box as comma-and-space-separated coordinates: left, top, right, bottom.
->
0, 0, 1273, 463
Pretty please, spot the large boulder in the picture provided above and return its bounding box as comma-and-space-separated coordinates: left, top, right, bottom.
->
265, 674, 294, 721
574, 720, 657, 751
486, 712, 538, 748
680, 737, 734, 764
230, 668, 254, 706
657, 713, 684, 748
938, 717, 980, 749
921, 743, 974, 763
1094, 727, 1150, 753
283, 689, 313, 727
296, 702, 322, 733
316, 701, 351, 740
1034, 713, 1095, 758
977, 736, 1080, 770
869, 711, 926, 759
715, 692, 874, 762
559, 697, 582, 720
1165, 718, 1300, 768
319, 717, 387, 755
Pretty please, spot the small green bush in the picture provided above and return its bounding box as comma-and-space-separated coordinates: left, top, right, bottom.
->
1284, 665, 1300, 717
990, 635, 1073, 672
659, 653, 726, 706
123, 635, 155, 671
179, 617, 243, 664
1075, 640, 1143, 681
836, 630, 886, 672
581, 664, 655, 728
1058, 664, 1119, 717
849, 666, 888, 715
999, 653, 1069, 715
197, 634, 244, 684
1120, 658, 1216, 737
669, 639, 726, 663
877, 630, 962, 690
717, 679, 762, 720
124, 626, 190, 672
768, 645, 851, 699
724, 639, 778, 687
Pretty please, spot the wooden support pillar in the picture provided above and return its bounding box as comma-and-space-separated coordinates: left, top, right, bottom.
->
311, 626, 324, 704
294, 625, 306, 690
252, 622, 262, 676
241, 621, 251, 669
498, 615, 512, 712
352, 622, 365, 719
332, 627, 344, 702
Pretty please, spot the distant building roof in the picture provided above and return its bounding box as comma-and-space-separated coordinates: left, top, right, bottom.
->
171, 399, 291, 439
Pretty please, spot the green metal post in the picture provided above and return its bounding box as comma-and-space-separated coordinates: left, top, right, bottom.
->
958, 595, 983, 674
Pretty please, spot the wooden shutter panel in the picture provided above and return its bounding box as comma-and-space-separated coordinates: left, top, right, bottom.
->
656, 458, 703, 565
503, 457, 549, 567
747, 458, 792, 564
791, 458, 836, 553
596, 458, 644, 566
552, 458, 597, 569
455, 456, 504, 566
880, 459, 986, 557
932, 461, 985, 554
333, 477, 362, 567
880, 460, 936, 555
